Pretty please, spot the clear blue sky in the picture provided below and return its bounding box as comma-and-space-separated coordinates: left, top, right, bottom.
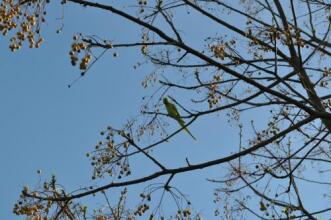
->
0, 3, 144, 219
0, 1, 327, 219
0, 2, 234, 219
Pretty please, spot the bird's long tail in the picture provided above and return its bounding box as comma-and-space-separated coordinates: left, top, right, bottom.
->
184, 127, 196, 141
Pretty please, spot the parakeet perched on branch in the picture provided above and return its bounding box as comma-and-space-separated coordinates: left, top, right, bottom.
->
163, 97, 196, 140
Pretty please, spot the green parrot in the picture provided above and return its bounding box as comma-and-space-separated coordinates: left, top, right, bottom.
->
163, 97, 196, 140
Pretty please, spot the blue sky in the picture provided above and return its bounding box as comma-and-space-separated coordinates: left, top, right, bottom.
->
1, 1, 329, 219
0, 3, 143, 219
0, 2, 235, 219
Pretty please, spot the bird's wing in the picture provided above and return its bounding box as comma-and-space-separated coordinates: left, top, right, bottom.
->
166, 102, 181, 118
